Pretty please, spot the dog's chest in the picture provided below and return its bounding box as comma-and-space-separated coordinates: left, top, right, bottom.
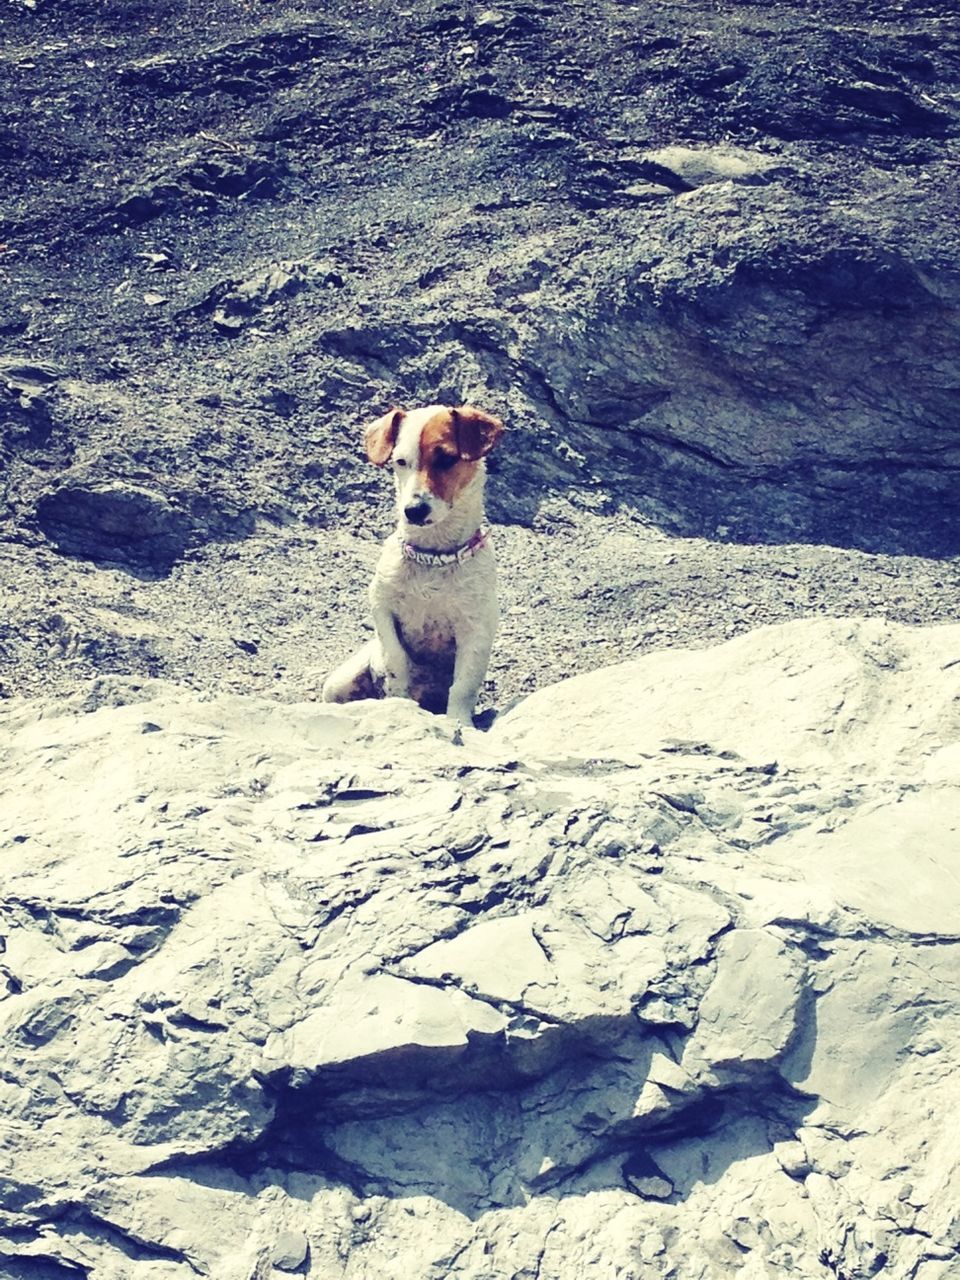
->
372, 545, 493, 659
398, 612, 456, 659
388, 567, 463, 656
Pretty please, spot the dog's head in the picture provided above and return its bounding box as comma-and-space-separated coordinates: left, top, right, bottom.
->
364, 403, 504, 529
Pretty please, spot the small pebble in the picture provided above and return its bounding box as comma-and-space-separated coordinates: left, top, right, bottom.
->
271, 1229, 308, 1272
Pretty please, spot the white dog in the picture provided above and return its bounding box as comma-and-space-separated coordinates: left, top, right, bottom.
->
322, 403, 504, 726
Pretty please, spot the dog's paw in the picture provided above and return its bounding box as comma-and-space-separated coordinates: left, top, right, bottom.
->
446, 702, 476, 730
382, 664, 411, 700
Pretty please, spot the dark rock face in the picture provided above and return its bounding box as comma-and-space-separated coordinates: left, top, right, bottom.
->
33, 477, 256, 572
523, 179, 960, 552
0, 0, 957, 566
35, 482, 193, 570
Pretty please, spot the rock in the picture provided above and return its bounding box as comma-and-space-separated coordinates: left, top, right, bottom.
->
31, 468, 257, 573
118, 24, 336, 96
1, 618, 959, 1278
475, 9, 507, 31
635, 143, 785, 189
183, 152, 282, 200
271, 1229, 309, 1271
775, 1139, 812, 1181
1, 358, 59, 456
203, 260, 338, 331
622, 1151, 674, 1201
0, 359, 59, 426
830, 79, 951, 133
109, 184, 182, 228
458, 87, 512, 119
212, 308, 245, 334
498, 615, 959, 772
522, 179, 960, 554
139, 250, 177, 271
35, 480, 193, 571
622, 180, 675, 202
0, 358, 62, 389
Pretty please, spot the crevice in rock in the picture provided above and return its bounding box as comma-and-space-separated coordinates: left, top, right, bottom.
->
144, 1053, 818, 1223
0, 1253, 91, 1279
769, 915, 960, 949
377, 963, 570, 1029
34, 1206, 206, 1276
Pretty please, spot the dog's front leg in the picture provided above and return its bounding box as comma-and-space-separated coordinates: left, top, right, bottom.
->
371, 605, 412, 699
447, 624, 495, 726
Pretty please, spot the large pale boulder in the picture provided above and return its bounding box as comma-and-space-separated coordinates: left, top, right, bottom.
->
1, 617, 958, 1278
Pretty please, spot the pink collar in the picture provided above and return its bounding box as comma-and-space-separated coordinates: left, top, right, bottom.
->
401, 524, 491, 567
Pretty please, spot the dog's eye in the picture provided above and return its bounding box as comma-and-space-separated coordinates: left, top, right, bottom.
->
394, 458, 408, 468
434, 451, 457, 471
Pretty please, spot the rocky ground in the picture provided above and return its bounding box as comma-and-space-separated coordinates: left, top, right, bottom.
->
2, 617, 959, 1279
5, 515, 960, 716
1, 0, 959, 709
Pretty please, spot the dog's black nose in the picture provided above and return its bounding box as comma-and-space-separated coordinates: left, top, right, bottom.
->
404, 501, 431, 525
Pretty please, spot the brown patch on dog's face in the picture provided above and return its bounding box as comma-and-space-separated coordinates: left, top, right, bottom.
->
364, 407, 405, 466
416, 409, 478, 502
416, 405, 504, 501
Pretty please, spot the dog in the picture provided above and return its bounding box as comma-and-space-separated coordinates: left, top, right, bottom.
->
322, 403, 504, 726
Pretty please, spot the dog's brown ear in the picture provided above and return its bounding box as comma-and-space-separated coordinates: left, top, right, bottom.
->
364, 408, 405, 466
451, 406, 504, 461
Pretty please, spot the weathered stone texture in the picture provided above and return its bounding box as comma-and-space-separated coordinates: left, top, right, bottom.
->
2, 617, 958, 1278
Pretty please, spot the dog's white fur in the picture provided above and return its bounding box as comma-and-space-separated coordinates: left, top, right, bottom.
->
321, 403, 503, 725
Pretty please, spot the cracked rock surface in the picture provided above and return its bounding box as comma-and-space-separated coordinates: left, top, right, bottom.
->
2, 616, 959, 1279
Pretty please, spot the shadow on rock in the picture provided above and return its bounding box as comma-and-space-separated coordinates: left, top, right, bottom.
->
159, 1025, 817, 1221
35, 479, 256, 577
